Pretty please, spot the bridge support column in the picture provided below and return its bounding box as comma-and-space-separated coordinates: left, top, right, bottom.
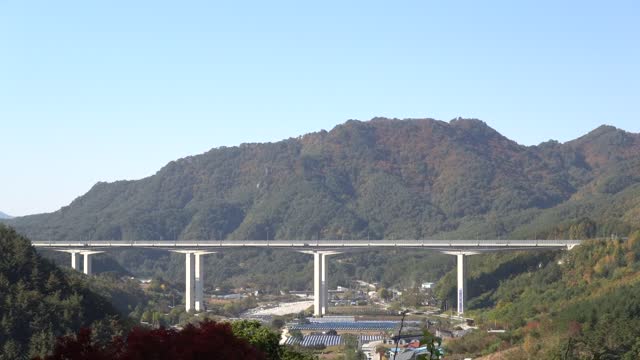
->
456, 253, 467, 315
313, 252, 323, 317
70, 251, 80, 271
443, 251, 477, 316
185, 252, 195, 312
58, 250, 102, 275
195, 252, 214, 312
174, 251, 214, 312
82, 251, 103, 275
301, 251, 340, 317
321, 253, 328, 315
84, 253, 92, 275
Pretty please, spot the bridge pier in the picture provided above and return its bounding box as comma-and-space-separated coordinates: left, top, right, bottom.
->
443, 251, 477, 316
195, 252, 214, 311
185, 252, 195, 312
174, 251, 214, 312
59, 250, 102, 275
81, 251, 103, 275
456, 253, 467, 315
303, 251, 340, 317
70, 251, 80, 271
321, 252, 329, 315
314, 252, 322, 317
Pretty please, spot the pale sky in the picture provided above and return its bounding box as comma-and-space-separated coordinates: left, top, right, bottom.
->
1, 1, 639, 216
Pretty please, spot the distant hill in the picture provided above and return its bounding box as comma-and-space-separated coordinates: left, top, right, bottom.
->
7, 118, 640, 242
0, 211, 12, 219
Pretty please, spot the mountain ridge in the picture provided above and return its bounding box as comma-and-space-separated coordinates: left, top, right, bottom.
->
6, 118, 640, 242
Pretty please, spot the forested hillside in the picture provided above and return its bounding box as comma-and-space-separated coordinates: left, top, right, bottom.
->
441, 231, 640, 359
0, 225, 125, 359
0, 225, 318, 360
441, 232, 640, 360
6, 118, 640, 242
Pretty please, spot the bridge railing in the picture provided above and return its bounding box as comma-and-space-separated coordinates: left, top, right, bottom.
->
31, 239, 581, 248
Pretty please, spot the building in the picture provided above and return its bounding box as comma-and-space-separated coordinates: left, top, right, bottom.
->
285, 334, 385, 348
385, 334, 423, 346
361, 340, 384, 360
388, 347, 429, 360
435, 328, 471, 339
421, 282, 435, 290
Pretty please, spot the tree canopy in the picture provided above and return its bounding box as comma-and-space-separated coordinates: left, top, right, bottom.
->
0, 225, 124, 359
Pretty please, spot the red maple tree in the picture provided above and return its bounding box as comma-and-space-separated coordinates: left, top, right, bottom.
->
39, 320, 265, 360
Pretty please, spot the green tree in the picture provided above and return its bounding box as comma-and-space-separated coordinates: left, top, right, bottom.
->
417, 330, 443, 360
281, 346, 316, 360
231, 320, 281, 360
402, 284, 425, 308
0, 225, 123, 358
377, 288, 392, 302
342, 334, 365, 360
289, 329, 303, 340
271, 318, 285, 330
375, 345, 387, 358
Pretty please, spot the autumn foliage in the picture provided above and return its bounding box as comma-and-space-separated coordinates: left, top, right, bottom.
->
39, 320, 264, 360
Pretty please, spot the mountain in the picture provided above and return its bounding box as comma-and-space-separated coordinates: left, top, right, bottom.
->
4, 118, 639, 359
0, 224, 124, 359
7, 118, 640, 242
0, 211, 12, 219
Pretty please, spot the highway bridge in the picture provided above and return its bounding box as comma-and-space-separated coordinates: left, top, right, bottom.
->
32, 239, 581, 317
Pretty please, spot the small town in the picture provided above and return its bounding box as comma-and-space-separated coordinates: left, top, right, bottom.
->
134, 277, 477, 359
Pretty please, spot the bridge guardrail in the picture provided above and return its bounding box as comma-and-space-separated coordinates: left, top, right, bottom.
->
31, 239, 582, 249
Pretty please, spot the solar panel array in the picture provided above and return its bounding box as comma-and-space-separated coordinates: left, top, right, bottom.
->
302, 335, 342, 347
285, 335, 385, 347
308, 316, 355, 323
360, 335, 385, 342
290, 321, 400, 331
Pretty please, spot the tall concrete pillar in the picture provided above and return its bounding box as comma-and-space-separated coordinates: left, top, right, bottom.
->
185, 252, 195, 312
194, 252, 214, 312
70, 252, 80, 271
195, 253, 203, 312
443, 251, 477, 316
456, 253, 467, 315
79, 251, 103, 276
313, 251, 323, 317
300, 250, 340, 317
173, 250, 214, 313
321, 253, 328, 315
83, 252, 93, 276
300, 251, 342, 317
60, 250, 103, 275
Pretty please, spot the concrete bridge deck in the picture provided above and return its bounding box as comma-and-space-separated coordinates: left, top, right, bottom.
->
31, 239, 580, 250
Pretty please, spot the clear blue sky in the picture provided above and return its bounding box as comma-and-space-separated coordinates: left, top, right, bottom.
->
1, 1, 639, 216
